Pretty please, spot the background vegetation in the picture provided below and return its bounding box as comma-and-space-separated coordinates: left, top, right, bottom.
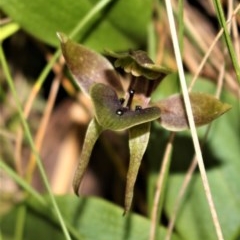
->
0, 1, 239, 240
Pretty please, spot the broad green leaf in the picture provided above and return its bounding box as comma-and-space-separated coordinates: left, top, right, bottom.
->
156, 92, 231, 131
58, 32, 123, 95
124, 123, 151, 214
106, 49, 172, 80
73, 118, 103, 195
0, 0, 153, 51
90, 83, 161, 131
1, 195, 181, 240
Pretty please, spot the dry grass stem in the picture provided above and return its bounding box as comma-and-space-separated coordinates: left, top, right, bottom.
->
185, 3, 240, 95
14, 85, 39, 176
149, 2, 234, 239
51, 130, 80, 193
165, 1, 225, 239
0, 129, 16, 141
165, 52, 226, 240
232, 5, 240, 62
25, 75, 61, 182
149, 132, 175, 240
164, 157, 198, 240
14, 55, 63, 177
25, 58, 64, 182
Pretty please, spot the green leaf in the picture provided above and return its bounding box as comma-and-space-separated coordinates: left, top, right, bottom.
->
106, 49, 172, 80
124, 123, 151, 214
1, 195, 181, 240
73, 119, 103, 195
57, 32, 123, 95
0, 0, 153, 51
156, 92, 231, 131
90, 83, 161, 131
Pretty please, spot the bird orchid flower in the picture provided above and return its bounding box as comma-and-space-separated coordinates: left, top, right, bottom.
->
57, 32, 231, 214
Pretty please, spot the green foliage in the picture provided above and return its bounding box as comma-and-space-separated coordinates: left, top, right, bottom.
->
1, 1, 239, 240
1, 195, 181, 240
0, 0, 153, 51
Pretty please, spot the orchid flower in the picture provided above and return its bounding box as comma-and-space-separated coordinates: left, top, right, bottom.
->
57, 33, 231, 214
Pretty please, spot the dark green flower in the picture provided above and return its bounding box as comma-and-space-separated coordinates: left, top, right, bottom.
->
57, 32, 231, 213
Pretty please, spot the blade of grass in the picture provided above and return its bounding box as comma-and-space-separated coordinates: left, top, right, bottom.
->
14, 205, 27, 240
164, 155, 197, 240
0, 45, 72, 240
213, 1, 240, 81
165, 64, 225, 240
26, 61, 63, 183
0, 159, 83, 240
0, 22, 20, 41
177, 0, 184, 54
181, 3, 240, 95
188, 26, 224, 91
149, 132, 175, 240
164, 1, 224, 240
147, 21, 157, 62
68, 0, 113, 40
0, 158, 46, 207
231, 6, 240, 62
148, 2, 183, 239
0, 228, 3, 240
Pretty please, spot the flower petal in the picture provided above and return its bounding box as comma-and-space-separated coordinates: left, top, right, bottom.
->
156, 92, 231, 131
72, 118, 103, 195
57, 32, 123, 95
105, 49, 172, 80
90, 83, 161, 131
124, 122, 151, 214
